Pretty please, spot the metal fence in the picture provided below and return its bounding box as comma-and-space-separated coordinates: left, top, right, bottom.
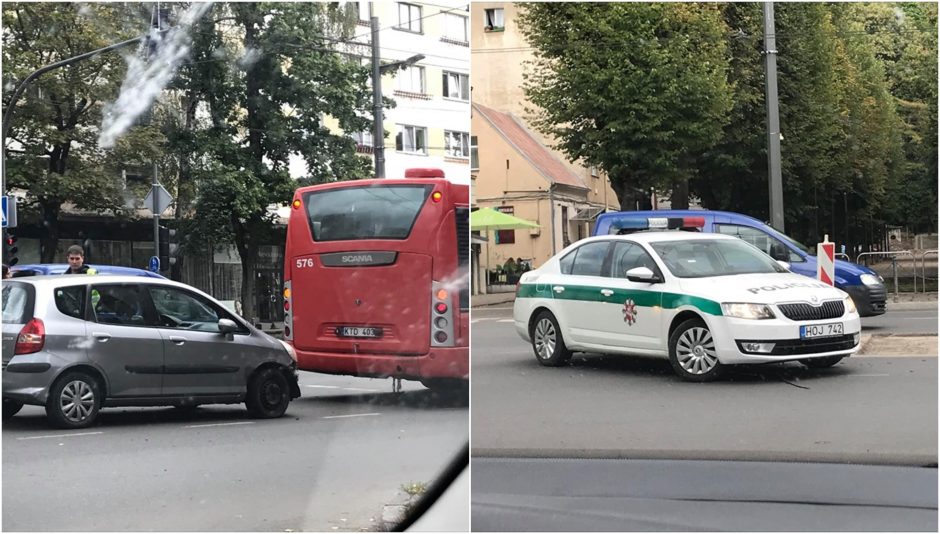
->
856, 251, 919, 298
918, 250, 938, 294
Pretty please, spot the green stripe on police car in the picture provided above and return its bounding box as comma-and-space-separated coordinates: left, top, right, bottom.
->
517, 283, 723, 316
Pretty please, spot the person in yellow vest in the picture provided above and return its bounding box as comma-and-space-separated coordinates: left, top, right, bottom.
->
62, 245, 97, 275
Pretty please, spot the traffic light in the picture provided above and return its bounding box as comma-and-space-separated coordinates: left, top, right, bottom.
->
4, 233, 18, 267
158, 226, 178, 271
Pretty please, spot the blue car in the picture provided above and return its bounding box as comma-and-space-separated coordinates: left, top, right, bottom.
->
10, 264, 167, 279
593, 210, 887, 317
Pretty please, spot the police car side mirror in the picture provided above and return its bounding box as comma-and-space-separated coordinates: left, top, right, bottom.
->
776, 260, 790, 271
626, 266, 660, 283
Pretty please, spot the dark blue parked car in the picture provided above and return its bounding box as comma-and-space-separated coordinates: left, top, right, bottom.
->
593, 210, 886, 317
10, 264, 167, 279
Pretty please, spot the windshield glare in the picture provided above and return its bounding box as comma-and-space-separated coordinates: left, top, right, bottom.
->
651, 239, 788, 278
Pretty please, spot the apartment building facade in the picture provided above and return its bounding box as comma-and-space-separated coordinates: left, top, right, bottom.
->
347, 1, 471, 184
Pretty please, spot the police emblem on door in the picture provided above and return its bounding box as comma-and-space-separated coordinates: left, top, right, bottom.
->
623, 299, 638, 326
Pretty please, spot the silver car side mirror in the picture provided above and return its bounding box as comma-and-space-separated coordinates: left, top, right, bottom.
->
626, 266, 660, 283
218, 318, 238, 334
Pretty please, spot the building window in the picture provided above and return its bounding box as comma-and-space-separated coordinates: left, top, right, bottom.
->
442, 13, 468, 44
395, 124, 427, 155
445, 131, 470, 159
484, 8, 505, 32
470, 135, 479, 170
395, 65, 425, 94
443, 71, 470, 100
351, 130, 373, 153
353, 1, 370, 23
495, 206, 516, 244
397, 3, 422, 33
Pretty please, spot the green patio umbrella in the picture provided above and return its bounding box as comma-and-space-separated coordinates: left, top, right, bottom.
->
471, 208, 541, 292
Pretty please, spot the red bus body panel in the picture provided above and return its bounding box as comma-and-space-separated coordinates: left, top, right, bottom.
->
285, 177, 469, 381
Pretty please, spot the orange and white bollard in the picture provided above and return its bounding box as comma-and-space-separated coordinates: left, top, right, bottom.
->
817, 234, 835, 286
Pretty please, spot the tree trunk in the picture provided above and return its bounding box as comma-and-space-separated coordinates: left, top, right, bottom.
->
39, 198, 61, 263
670, 177, 690, 210
172, 93, 199, 282
234, 219, 258, 324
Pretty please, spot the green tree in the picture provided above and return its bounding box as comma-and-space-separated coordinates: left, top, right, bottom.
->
172, 2, 375, 318
2, 3, 159, 261
518, 2, 733, 210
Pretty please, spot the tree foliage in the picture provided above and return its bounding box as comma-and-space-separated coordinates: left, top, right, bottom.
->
518, 2, 733, 210
519, 2, 936, 247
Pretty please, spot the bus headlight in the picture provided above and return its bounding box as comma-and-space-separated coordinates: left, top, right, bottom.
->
721, 303, 776, 320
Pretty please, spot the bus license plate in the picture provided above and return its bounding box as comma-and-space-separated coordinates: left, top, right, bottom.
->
800, 323, 843, 339
336, 326, 383, 339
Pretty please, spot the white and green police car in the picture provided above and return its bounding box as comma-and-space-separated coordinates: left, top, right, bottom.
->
513, 229, 862, 381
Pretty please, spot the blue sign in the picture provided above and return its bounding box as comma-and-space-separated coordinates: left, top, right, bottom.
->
149, 256, 160, 273
1, 196, 7, 228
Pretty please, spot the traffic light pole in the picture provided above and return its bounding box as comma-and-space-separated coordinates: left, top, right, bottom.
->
763, 2, 785, 232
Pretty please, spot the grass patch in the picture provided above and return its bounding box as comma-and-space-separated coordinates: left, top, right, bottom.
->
400, 481, 428, 497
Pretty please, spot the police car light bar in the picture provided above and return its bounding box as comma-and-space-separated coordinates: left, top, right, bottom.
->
609, 216, 705, 233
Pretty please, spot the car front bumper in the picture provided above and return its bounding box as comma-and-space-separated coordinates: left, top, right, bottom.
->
843, 283, 886, 317
294, 346, 469, 381
709, 314, 862, 365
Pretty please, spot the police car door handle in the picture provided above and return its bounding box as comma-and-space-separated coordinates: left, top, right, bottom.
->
553, 286, 565, 293
92, 332, 111, 342
168, 336, 186, 345
600, 289, 614, 296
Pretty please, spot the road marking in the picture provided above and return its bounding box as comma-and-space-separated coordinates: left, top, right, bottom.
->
323, 413, 381, 419
185, 422, 255, 429
341, 387, 380, 392
853, 374, 890, 377
497, 319, 515, 323
306, 385, 340, 389
17, 431, 103, 440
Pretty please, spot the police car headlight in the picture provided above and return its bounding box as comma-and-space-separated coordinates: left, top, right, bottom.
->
860, 274, 883, 287
721, 303, 776, 320
844, 296, 857, 315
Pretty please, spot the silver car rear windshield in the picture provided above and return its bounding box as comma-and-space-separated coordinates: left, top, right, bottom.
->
650, 239, 789, 278
2, 283, 32, 324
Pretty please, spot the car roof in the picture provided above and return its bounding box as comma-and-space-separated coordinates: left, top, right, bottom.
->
12, 264, 166, 278
580, 231, 739, 245
6, 274, 189, 290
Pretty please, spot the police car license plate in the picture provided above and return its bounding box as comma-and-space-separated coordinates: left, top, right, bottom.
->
336, 326, 382, 338
800, 323, 843, 339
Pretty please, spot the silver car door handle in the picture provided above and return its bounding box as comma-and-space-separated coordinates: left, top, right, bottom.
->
92, 332, 111, 342
600, 289, 614, 297
553, 286, 565, 294
168, 336, 186, 345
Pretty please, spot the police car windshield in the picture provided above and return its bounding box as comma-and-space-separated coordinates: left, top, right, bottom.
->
651, 239, 788, 278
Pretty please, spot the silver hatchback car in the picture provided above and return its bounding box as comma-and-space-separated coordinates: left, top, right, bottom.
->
2, 275, 301, 429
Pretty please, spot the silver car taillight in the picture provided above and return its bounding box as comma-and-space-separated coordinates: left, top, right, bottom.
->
15, 318, 45, 355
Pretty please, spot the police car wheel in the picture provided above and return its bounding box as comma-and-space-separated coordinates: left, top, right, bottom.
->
531, 311, 571, 367
668, 319, 724, 382
800, 356, 844, 368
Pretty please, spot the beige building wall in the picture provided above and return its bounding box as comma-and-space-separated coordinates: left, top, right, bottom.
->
471, 1, 619, 266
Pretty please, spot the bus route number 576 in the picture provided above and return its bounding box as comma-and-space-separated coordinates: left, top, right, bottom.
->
296, 258, 314, 269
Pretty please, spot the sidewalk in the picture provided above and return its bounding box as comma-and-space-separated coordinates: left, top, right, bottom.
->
472, 291, 516, 308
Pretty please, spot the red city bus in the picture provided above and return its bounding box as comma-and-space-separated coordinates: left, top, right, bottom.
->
283, 168, 469, 392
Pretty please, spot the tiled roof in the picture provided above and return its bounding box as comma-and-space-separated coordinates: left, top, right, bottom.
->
474, 103, 588, 190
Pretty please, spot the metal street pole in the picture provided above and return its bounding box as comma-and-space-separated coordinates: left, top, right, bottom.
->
763, 2, 785, 232
371, 16, 386, 178
153, 162, 160, 260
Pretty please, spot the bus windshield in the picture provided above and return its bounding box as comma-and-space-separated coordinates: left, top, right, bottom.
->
303, 184, 432, 241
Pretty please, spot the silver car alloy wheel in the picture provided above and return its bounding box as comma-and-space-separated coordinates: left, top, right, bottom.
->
533, 318, 557, 360
59, 380, 95, 423
676, 327, 718, 375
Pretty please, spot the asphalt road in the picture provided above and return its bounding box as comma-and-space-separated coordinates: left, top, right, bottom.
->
3, 373, 468, 532
471, 306, 937, 465
861, 305, 938, 334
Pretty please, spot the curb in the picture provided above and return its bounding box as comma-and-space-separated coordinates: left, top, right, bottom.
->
379, 489, 419, 531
